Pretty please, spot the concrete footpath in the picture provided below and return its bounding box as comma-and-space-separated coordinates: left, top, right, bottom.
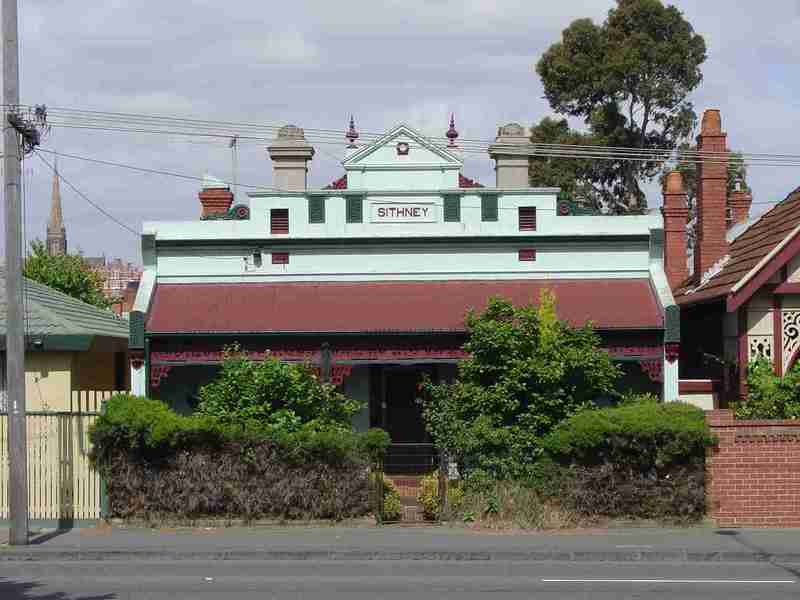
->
2, 524, 800, 563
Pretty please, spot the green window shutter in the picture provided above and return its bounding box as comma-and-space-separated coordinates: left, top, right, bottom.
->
346, 196, 363, 223
481, 194, 498, 222
308, 196, 325, 224
443, 195, 461, 222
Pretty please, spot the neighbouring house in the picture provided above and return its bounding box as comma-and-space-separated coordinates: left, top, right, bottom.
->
665, 108, 800, 408
129, 118, 679, 461
0, 268, 130, 411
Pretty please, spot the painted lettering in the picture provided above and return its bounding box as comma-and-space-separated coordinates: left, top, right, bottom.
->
378, 207, 386, 217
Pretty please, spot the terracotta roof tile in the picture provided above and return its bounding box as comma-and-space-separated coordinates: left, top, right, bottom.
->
675, 187, 800, 305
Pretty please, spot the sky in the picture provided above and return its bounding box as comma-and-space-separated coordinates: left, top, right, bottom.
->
2, 0, 800, 263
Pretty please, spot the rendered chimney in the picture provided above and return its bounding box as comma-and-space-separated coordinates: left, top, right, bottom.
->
662, 171, 689, 290
694, 109, 729, 277
487, 123, 530, 188
267, 124, 315, 191
728, 178, 752, 227
198, 173, 234, 217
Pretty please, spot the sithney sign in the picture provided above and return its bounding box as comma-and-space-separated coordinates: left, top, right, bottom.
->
370, 202, 436, 223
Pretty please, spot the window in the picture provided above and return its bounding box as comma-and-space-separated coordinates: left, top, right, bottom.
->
519, 206, 537, 231
346, 196, 363, 223
308, 196, 325, 224
272, 252, 289, 265
518, 248, 536, 262
443, 195, 461, 222
270, 208, 289, 234
481, 194, 498, 222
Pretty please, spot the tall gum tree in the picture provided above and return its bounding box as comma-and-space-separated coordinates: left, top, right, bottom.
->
536, 0, 707, 212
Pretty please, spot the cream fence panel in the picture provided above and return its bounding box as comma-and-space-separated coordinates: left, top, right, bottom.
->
0, 390, 116, 521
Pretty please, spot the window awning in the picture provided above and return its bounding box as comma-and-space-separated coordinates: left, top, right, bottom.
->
145, 279, 663, 335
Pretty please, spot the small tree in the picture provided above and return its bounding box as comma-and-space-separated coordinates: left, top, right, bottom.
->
197, 346, 363, 432
420, 291, 620, 481
735, 358, 800, 420
23, 240, 111, 309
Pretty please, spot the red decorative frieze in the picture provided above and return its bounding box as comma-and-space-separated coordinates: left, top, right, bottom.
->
150, 365, 173, 389
311, 365, 354, 386
665, 342, 680, 363
640, 359, 663, 383
605, 346, 662, 359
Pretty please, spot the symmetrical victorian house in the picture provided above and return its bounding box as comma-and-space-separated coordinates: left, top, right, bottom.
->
129, 118, 679, 448
665, 109, 800, 407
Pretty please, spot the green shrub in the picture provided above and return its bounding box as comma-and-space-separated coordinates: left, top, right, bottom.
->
417, 473, 465, 521
89, 394, 390, 521
196, 345, 363, 432
539, 401, 715, 522
736, 358, 800, 419
420, 291, 620, 481
381, 477, 402, 522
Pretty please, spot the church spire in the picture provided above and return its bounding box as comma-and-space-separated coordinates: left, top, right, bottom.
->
46, 156, 67, 256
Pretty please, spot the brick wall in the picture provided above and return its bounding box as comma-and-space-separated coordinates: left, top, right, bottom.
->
706, 409, 800, 527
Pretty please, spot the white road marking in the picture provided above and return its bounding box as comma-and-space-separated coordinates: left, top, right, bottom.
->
542, 579, 796, 584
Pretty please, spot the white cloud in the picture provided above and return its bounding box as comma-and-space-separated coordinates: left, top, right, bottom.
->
2, 0, 796, 261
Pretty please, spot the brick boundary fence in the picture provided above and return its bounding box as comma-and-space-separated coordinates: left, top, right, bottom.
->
706, 409, 800, 527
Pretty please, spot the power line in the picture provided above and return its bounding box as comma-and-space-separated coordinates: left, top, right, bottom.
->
36, 147, 282, 191
31, 104, 800, 162
35, 151, 139, 236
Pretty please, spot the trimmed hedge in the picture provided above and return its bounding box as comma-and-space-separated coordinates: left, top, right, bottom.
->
538, 401, 715, 522
89, 394, 390, 521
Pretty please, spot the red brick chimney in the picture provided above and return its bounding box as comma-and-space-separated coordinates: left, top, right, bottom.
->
662, 171, 689, 290
198, 174, 233, 217
694, 109, 729, 276
728, 179, 752, 227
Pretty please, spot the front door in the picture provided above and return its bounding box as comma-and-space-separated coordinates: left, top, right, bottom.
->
385, 368, 429, 443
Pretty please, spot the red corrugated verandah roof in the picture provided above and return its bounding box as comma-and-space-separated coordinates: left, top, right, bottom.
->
146, 279, 664, 334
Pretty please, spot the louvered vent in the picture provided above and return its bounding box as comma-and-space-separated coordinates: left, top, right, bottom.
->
518, 248, 536, 262
270, 208, 289, 234
519, 206, 537, 231
272, 252, 289, 265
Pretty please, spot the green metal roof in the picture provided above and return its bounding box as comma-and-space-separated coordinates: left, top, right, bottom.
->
0, 267, 128, 351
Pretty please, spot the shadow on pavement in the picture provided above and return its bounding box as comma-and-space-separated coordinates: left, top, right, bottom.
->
716, 529, 800, 580
29, 529, 75, 546
0, 578, 115, 600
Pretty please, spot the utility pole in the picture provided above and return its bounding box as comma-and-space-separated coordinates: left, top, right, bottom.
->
229, 135, 238, 202
3, 0, 28, 545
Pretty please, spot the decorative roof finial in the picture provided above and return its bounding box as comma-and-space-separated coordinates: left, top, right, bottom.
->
346, 115, 359, 148
446, 113, 459, 147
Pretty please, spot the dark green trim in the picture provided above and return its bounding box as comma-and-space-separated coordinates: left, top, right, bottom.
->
308, 196, 326, 224
346, 196, 363, 223
157, 234, 651, 248
481, 194, 498, 222
664, 304, 680, 343
443, 194, 461, 222
0, 334, 96, 352
129, 310, 145, 350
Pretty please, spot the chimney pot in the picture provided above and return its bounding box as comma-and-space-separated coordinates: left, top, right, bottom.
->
694, 109, 729, 277
662, 170, 690, 290
268, 124, 315, 191
487, 122, 530, 188
198, 173, 233, 217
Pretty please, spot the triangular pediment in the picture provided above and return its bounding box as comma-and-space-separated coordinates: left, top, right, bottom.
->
343, 124, 462, 170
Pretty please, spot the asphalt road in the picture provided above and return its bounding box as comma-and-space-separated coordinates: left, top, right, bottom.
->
1, 560, 799, 599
